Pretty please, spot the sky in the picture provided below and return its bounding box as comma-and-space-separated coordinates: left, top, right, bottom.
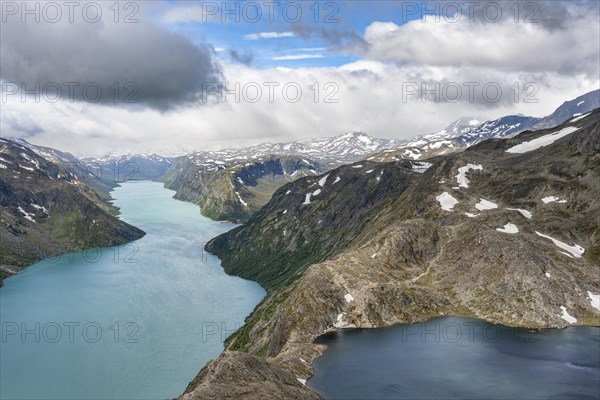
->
1, 0, 599, 156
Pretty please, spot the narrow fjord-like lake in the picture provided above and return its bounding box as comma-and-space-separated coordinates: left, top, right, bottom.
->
0, 181, 265, 400
309, 317, 600, 400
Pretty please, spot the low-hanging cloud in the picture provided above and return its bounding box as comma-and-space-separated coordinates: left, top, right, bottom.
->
0, 12, 222, 111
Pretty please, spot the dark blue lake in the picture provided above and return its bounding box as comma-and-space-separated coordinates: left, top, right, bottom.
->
309, 317, 600, 400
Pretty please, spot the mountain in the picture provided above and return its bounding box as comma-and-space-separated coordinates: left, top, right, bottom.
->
0, 138, 145, 284
83, 153, 174, 182
10, 138, 175, 202
182, 109, 600, 399
368, 89, 600, 162
455, 114, 540, 146
161, 155, 326, 222
195, 131, 400, 167
533, 89, 600, 130
160, 131, 405, 222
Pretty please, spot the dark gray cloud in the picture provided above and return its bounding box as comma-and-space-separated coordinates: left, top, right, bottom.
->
287, 22, 367, 54
229, 48, 254, 66
0, 14, 222, 111
0, 111, 44, 137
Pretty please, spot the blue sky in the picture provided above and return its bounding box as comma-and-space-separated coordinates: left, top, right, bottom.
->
161, 1, 425, 68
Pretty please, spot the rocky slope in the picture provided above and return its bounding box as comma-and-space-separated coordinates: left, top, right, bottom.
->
0, 138, 145, 284
11, 138, 174, 203
182, 109, 600, 399
162, 155, 326, 222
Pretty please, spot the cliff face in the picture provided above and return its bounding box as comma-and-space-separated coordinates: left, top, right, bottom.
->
162, 155, 324, 222
182, 110, 600, 399
0, 138, 145, 284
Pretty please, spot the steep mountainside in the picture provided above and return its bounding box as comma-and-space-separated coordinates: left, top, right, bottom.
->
11, 138, 174, 202
162, 155, 326, 222
183, 110, 600, 399
0, 138, 145, 284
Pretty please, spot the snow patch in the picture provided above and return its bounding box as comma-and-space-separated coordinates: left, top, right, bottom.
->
30, 203, 49, 214
475, 198, 498, 211
560, 306, 577, 324
571, 112, 590, 122
496, 223, 519, 234
465, 212, 479, 218
506, 127, 579, 153
0, 163, 6, 169
412, 162, 433, 173
302, 194, 312, 205
333, 177, 341, 184
318, 174, 329, 187
587, 292, 600, 311
436, 192, 459, 211
344, 293, 354, 302
506, 208, 532, 219
371, 253, 378, 258
352, 165, 363, 168
535, 231, 585, 258
456, 164, 483, 188
545, 272, 551, 278
235, 192, 248, 208
297, 378, 306, 385
17, 206, 36, 223
542, 196, 567, 204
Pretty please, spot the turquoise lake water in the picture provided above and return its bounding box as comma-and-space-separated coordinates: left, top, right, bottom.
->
0, 181, 265, 400
309, 317, 600, 399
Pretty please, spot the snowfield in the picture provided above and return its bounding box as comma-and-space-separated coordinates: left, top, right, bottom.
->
535, 231, 585, 258
506, 127, 579, 153
542, 196, 567, 204
588, 292, 600, 312
318, 174, 329, 187
436, 192, 459, 211
475, 198, 498, 211
456, 164, 483, 188
560, 306, 577, 324
506, 208, 532, 219
496, 223, 519, 234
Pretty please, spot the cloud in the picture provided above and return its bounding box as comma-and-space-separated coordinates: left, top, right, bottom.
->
0, 111, 44, 137
273, 54, 325, 61
361, 14, 599, 78
243, 32, 294, 40
4, 61, 597, 157
229, 49, 255, 65
0, 8, 221, 111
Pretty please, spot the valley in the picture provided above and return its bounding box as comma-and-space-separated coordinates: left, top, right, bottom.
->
1, 91, 599, 400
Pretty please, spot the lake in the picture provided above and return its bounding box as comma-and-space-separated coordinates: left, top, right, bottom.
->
309, 317, 600, 400
0, 181, 265, 400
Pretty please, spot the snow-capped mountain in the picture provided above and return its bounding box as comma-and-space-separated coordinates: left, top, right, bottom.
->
179, 131, 400, 168
533, 89, 600, 130
83, 153, 174, 181
455, 114, 540, 146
